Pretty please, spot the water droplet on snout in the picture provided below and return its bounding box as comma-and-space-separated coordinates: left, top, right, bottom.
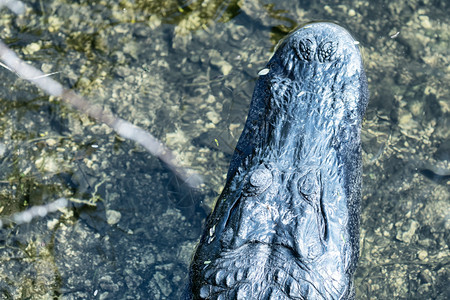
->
258, 68, 270, 76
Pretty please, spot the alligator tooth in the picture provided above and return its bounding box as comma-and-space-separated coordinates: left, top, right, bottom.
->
273, 268, 287, 286
287, 278, 310, 298
235, 268, 245, 281
214, 269, 227, 286
286, 277, 299, 297
217, 293, 227, 300
235, 283, 252, 299
265, 286, 289, 300
199, 285, 210, 298
225, 272, 235, 287
204, 267, 215, 280
245, 266, 258, 281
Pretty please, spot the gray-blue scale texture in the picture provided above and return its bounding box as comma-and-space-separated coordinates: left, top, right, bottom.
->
187, 22, 369, 300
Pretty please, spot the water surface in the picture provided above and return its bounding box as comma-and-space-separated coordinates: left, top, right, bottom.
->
0, 0, 448, 299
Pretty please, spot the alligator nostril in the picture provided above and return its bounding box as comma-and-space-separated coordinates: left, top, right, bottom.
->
297, 38, 315, 61
317, 41, 337, 62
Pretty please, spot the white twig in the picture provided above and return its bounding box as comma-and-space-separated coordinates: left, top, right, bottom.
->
0, 27, 203, 189
0, 198, 68, 227
0, 0, 202, 232
0, 61, 13, 72
0, 0, 25, 14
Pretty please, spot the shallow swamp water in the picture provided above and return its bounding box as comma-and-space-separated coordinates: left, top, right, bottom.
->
0, 0, 448, 299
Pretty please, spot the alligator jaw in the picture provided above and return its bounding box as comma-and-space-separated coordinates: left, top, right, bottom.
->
199, 242, 336, 299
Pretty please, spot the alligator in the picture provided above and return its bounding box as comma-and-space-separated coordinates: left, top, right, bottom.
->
187, 22, 369, 299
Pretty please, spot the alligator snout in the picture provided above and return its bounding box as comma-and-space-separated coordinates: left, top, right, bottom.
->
188, 22, 369, 300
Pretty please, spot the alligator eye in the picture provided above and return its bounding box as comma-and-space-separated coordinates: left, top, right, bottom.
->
297, 38, 315, 61
298, 171, 319, 201
298, 171, 326, 242
317, 41, 337, 62
250, 168, 271, 187
244, 166, 272, 196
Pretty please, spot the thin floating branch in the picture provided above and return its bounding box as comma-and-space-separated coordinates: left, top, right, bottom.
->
0, 198, 68, 228
0, 0, 25, 14
0, 3, 203, 189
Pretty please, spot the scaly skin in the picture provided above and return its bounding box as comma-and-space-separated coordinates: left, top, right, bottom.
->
188, 22, 369, 300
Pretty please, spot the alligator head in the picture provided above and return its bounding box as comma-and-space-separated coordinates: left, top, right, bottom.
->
188, 22, 369, 300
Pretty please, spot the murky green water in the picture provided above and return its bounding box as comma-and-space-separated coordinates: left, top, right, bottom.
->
0, 0, 448, 299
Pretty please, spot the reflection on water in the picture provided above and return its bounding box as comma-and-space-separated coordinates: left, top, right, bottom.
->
0, 0, 448, 298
